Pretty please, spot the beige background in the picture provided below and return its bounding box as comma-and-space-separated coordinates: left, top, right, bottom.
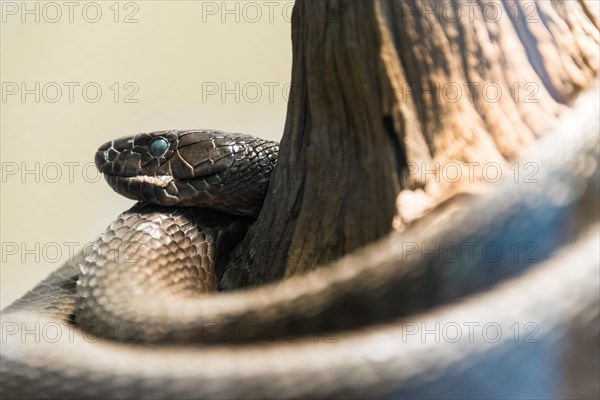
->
1, 1, 292, 307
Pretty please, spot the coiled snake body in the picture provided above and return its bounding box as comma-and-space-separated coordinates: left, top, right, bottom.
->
1, 87, 599, 398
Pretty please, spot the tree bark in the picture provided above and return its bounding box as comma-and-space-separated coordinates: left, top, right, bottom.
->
222, 0, 599, 289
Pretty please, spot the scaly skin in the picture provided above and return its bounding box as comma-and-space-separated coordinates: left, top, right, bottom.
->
1, 86, 598, 398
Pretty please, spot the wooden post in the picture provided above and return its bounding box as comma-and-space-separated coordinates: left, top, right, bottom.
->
222, 0, 599, 289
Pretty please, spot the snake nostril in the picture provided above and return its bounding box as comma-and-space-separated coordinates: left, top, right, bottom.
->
107, 149, 118, 162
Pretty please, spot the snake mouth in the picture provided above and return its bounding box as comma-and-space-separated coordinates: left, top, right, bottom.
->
104, 174, 181, 206
110, 174, 174, 188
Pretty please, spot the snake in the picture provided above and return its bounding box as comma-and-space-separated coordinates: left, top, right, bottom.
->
1, 84, 599, 398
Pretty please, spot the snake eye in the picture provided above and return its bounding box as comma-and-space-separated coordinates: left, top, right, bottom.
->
149, 137, 169, 157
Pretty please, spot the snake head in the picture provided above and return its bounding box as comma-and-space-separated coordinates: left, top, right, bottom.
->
95, 129, 279, 216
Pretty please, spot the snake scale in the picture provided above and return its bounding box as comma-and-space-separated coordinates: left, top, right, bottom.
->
1, 84, 599, 398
